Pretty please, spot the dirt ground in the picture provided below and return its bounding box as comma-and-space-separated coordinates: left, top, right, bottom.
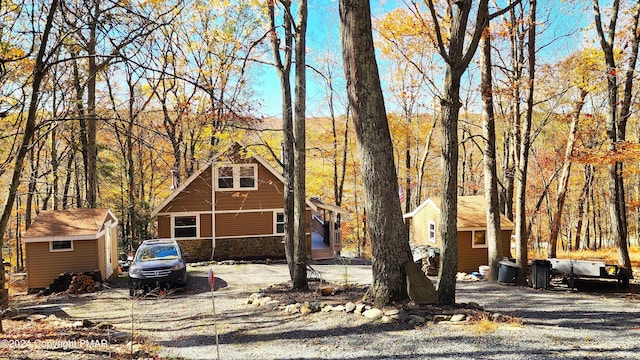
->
3, 262, 640, 359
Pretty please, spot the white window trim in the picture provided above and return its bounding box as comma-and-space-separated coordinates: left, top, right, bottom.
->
428, 221, 437, 243
215, 163, 258, 191
471, 229, 488, 249
50, 240, 73, 252
274, 211, 285, 235
172, 214, 200, 239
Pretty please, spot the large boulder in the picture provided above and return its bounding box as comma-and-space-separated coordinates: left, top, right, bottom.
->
405, 262, 438, 305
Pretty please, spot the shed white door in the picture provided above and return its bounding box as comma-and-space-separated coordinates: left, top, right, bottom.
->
104, 225, 113, 278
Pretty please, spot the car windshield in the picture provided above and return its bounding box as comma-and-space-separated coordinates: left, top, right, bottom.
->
136, 244, 179, 261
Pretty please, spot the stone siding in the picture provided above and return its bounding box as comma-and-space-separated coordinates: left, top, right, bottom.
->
214, 236, 286, 261
176, 239, 213, 263
177, 236, 313, 262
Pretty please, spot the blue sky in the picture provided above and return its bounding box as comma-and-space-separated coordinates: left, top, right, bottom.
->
252, 0, 590, 119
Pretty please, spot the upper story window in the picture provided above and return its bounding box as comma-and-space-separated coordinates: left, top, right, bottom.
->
215, 164, 258, 191
217, 166, 234, 189
174, 215, 198, 238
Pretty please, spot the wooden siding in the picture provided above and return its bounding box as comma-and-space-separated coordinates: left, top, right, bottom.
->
160, 167, 213, 213
458, 229, 513, 273
457, 231, 486, 273
409, 203, 440, 247
157, 215, 171, 238
214, 159, 284, 211
26, 240, 99, 289
201, 213, 213, 238
215, 211, 273, 237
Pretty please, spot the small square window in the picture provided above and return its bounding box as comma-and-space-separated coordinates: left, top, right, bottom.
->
217, 167, 234, 189
472, 230, 487, 248
239, 166, 256, 188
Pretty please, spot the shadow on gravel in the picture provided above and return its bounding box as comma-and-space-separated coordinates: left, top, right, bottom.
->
184, 273, 228, 295
457, 280, 640, 331
159, 324, 640, 360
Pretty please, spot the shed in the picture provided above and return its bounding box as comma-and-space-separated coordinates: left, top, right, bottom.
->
404, 195, 514, 273
22, 208, 119, 291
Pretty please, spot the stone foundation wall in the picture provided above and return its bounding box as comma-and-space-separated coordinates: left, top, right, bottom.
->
176, 239, 213, 263
178, 236, 316, 262
214, 236, 286, 261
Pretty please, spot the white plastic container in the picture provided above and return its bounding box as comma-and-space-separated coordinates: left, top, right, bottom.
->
478, 265, 490, 278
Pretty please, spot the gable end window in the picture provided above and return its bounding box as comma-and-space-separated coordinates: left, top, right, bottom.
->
215, 164, 258, 191
472, 230, 487, 248
217, 166, 234, 189
50, 240, 73, 252
174, 215, 198, 238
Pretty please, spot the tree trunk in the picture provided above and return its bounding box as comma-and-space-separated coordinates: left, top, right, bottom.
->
574, 165, 593, 250
0, 0, 59, 333
292, 0, 308, 290
592, 0, 635, 273
85, 0, 100, 208
480, 25, 503, 281
268, 0, 296, 282
340, 0, 412, 306
71, 56, 88, 206
416, 116, 438, 206
548, 89, 585, 258
426, 0, 489, 304
514, 0, 536, 286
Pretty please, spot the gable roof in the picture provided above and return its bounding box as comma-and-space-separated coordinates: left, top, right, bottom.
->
22, 208, 117, 242
308, 197, 348, 216
404, 195, 514, 230
151, 142, 294, 217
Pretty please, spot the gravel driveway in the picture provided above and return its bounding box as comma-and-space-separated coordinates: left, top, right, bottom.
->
54, 263, 640, 359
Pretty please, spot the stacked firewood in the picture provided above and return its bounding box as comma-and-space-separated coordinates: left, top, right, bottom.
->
38, 271, 103, 296
67, 273, 103, 294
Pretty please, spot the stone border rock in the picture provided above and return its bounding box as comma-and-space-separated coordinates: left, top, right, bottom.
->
245, 293, 513, 326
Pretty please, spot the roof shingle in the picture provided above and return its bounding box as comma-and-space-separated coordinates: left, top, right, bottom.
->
23, 208, 111, 239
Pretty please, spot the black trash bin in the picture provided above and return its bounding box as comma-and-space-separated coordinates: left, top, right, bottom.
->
498, 260, 518, 284
531, 259, 551, 289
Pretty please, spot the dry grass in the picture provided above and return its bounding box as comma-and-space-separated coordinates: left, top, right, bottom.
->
469, 314, 499, 334
530, 246, 640, 268
8, 274, 27, 296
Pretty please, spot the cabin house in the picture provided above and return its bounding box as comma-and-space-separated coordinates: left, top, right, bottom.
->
22, 208, 119, 291
404, 196, 514, 273
151, 143, 346, 262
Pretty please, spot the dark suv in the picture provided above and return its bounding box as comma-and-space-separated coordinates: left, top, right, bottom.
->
128, 239, 188, 296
